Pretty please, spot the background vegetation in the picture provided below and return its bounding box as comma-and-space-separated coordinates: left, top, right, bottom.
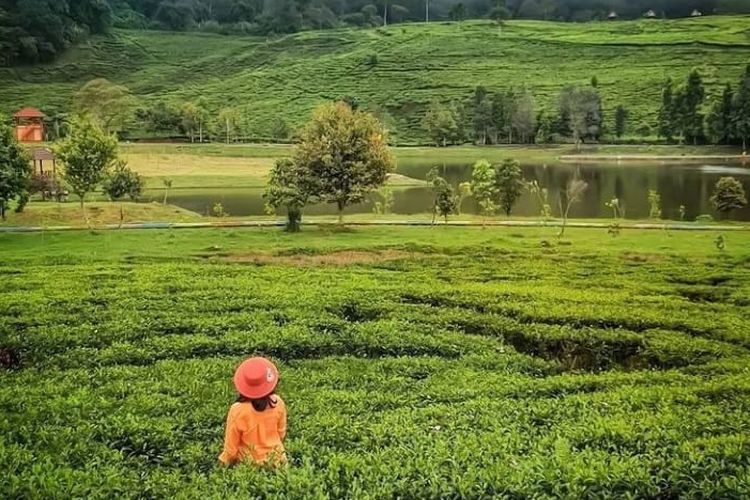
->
2, 16, 750, 144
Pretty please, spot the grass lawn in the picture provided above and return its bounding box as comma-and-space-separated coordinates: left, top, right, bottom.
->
1, 226, 750, 496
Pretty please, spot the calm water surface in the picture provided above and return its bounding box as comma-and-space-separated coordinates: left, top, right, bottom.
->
145, 161, 750, 220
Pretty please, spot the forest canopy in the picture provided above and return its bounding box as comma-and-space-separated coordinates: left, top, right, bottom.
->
1, 0, 749, 66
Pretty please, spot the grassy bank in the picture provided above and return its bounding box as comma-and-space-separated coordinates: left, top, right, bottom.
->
2, 16, 750, 143
1, 226, 749, 497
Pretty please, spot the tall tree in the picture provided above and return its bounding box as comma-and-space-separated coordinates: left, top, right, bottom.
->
511, 91, 537, 144
264, 158, 308, 232
423, 100, 459, 147
55, 115, 118, 223
707, 84, 734, 144
614, 105, 628, 138
658, 78, 677, 142
74, 79, 137, 134
0, 122, 32, 220
495, 158, 524, 216
471, 159, 497, 219
680, 69, 706, 145
559, 85, 602, 148
295, 101, 394, 223
472, 87, 493, 145
733, 66, 750, 152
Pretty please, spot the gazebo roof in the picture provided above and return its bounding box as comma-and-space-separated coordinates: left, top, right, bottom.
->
13, 107, 46, 119
31, 148, 55, 161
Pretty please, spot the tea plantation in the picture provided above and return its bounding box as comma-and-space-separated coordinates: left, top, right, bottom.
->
2, 16, 750, 143
1, 227, 750, 498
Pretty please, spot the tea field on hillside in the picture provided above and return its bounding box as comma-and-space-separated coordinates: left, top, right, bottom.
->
2, 16, 750, 143
1, 227, 750, 498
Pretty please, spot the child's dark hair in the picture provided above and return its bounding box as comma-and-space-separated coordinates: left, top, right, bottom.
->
236, 394, 278, 412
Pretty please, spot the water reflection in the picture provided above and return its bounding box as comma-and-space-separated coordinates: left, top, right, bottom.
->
144, 161, 750, 220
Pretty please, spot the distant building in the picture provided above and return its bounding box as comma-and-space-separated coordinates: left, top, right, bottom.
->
13, 107, 45, 142
691, 9, 703, 17
644, 10, 657, 19
608, 10, 618, 20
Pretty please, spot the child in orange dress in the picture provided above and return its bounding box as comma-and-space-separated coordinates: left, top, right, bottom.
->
219, 357, 287, 466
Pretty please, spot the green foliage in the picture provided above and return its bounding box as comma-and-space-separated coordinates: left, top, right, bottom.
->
264, 159, 308, 232
710, 177, 747, 216
74, 79, 137, 134
528, 180, 552, 220
470, 159, 497, 217
423, 100, 463, 147
495, 159, 524, 216
0, 122, 32, 220
614, 105, 628, 138
55, 115, 119, 208
3, 227, 750, 497
427, 169, 457, 223
559, 85, 603, 144
372, 186, 395, 216
707, 84, 734, 144
102, 161, 144, 202
294, 102, 394, 223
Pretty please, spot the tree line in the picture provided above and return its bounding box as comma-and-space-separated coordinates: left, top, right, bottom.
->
3, 0, 749, 65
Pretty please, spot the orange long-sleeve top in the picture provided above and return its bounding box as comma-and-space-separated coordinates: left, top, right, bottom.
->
219, 396, 287, 465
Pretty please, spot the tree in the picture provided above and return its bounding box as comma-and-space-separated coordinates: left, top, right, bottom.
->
217, 107, 241, 143
0, 122, 32, 220
707, 84, 734, 145
449, 3, 466, 21
264, 158, 308, 232
679, 69, 706, 145
658, 78, 677, 142
456, 182, 472, 215
162, 178, 173, 205
495, 159, 524, 216
55, 115, 118, 222
73, 79, 137, 134
102, 161, 144, 201
558, 175, 588, 238
471, 159, 497, 219
181, 102, 200, 143
423, 100, 459, 147
733, 67, 750, 152
295, 102, 394, 224
489, 5, 511, 23
614, 105, 628, 138
559, 86, 602, 148
427, 167, 457, 223
711, 177, 747, 218
511, 91, 537, 144
472, 87, 494, 145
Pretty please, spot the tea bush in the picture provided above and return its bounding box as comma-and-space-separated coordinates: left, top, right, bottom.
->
1, 227, 750, 497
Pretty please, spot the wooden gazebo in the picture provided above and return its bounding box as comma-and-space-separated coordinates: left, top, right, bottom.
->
30, 147, 56, 175
13, 107, 46, 142
644, 10, 657, 18
607, 10, 618, 20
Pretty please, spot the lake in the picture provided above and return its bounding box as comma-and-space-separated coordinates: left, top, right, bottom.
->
144, 160, 750, 220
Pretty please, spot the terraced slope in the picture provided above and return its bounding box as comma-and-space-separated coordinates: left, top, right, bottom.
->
1, 16, 750, 143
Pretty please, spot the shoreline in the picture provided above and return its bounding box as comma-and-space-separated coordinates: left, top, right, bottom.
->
561, 154, 749, 163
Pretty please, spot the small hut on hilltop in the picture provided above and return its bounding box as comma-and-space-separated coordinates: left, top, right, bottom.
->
608, 10, 618, 20
13, 107, 45, 142
691, 9, 703, 17
644, 10, 657, 19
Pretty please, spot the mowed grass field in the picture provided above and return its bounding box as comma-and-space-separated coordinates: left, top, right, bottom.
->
1, 226, 750, 497
2, 16, 750, 143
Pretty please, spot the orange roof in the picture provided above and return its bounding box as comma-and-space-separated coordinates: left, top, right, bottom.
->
13, 107, 45, 118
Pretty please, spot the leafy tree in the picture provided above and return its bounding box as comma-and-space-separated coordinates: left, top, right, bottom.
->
427, 167, 456, 223
269, 117, 292, 141
559, 85, 602, 148
449, 3, 466, 21
456, 181, 472, 215
217, 107, 241, 143
423, 100, 459, 147
470, 159, 497, 219
264, 158, 307, 232
73, 79, 137, 134
614, 105, 628, 138
489, 5, 511, 23
658, 78, 677, 142
511, 91, 536, 144
472, 87, 494, 145
0, 122, 32, 220
102, 161, 144, 201
710, 177, 747, 217
55, 115, 118, 222
679, 69, 706, 144
295, 101, 394, 224
181, 102, 200, 142
733, 67, 750, 152
495, 158, 524, 216
707, 84, 734, 145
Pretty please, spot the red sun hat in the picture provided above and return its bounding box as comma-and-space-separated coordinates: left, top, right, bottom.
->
233, 357, 279, 399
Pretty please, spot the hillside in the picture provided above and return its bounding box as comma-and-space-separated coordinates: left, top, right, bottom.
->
2, 16, 750, 144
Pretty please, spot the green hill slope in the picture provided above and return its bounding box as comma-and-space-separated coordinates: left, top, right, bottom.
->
2, 16, 750, 144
